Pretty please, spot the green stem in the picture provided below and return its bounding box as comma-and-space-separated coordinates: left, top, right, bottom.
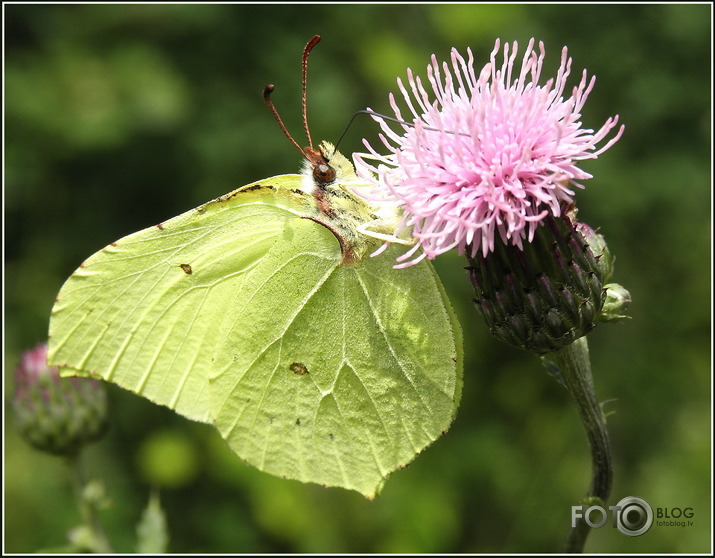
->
66, 452, 113, 553
544, 337, 612, 553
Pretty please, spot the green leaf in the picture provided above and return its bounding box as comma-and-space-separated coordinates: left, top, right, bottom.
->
136, 492, 169, 554
48, 149, 463, 498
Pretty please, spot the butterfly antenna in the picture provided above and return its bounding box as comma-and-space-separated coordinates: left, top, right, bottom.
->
263, 84, 306, 159
302, 35, 321, 150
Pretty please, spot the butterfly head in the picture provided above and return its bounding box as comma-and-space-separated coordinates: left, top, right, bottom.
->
303, 144, 336, 186
263, 37, 412, 262
300, 141, 358, 193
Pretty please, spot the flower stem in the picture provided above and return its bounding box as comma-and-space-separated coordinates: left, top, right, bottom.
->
543, 337, 613, 553
66, 452, 113, 553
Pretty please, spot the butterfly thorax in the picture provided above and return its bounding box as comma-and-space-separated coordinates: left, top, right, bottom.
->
298, 141, 411, 265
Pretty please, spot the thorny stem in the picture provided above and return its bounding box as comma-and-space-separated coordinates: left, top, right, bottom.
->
543, 337, 613, 553
66, 452, 113, 553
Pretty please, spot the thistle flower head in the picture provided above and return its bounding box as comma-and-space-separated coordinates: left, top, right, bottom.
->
13, 343, 109, 455
354, 38, 624, 267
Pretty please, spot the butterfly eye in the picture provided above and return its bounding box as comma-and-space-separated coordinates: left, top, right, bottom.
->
313, 163, 336, 184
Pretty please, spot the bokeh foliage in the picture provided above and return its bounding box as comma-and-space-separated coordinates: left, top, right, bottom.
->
5, 3, 711, 553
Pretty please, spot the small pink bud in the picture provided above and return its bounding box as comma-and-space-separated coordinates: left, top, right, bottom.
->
13, 343, 109, 455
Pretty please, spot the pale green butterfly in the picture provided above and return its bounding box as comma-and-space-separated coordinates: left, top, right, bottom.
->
47, 36, 463, 498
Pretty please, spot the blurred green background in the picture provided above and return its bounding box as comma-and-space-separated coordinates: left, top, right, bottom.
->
5, 3, 711, 553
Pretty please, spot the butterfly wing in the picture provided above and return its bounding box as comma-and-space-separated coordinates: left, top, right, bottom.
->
210, 236, 462, 497
48, 174, 463, 497
48, 175, 323, 423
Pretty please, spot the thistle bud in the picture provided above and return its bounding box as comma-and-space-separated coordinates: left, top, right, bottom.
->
598, 283, 632, 322
467, 214, 606, 355
13, 343, 109, 455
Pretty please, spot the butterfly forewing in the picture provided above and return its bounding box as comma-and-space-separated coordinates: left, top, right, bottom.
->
48, 177, 318, 423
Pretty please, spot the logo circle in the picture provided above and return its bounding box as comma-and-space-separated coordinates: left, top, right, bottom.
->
615, 496, 653, 537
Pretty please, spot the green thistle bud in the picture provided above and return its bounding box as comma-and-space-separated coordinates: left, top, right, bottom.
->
598, 283, 632, 322
13, 343, 109, 456
467, 213, 606, 355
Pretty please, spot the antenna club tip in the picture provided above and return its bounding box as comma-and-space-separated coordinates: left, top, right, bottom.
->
263, 84, 275, 99
305, 36, 321, 57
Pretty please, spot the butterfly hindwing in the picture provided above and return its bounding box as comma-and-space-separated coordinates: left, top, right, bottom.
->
210, 233, 461, 496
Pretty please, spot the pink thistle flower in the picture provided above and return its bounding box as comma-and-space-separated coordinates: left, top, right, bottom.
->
354, 38, 624, 268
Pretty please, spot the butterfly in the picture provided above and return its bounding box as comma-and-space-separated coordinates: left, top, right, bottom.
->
47, 36, 462, 498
